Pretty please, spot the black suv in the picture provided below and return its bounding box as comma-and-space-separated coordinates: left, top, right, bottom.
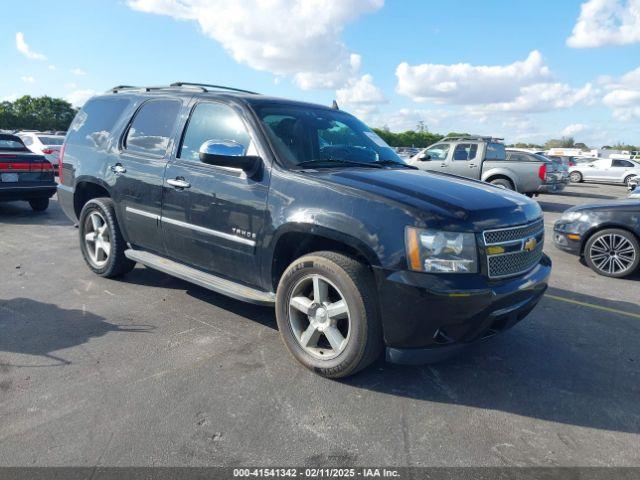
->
58, 82, 551, 378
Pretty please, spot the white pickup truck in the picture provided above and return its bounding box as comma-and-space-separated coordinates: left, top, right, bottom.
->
408, 136, 566, 196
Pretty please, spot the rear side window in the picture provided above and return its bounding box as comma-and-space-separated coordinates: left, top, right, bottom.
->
125, 100, 181, 157
452, 143, 478, 161
38, 136, 64, 145
486, 142, 506, 160
67, 97, 130, 149
612, 160, 634, 168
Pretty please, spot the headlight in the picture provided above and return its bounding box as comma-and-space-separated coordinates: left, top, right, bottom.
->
561, 211, 584, 222
406, 227, 478, 273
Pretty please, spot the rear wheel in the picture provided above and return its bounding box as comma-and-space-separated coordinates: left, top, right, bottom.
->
570, 171, 582, 183
490, 178, 515, 190
79, 197, 135, 278
584, 229, 639, 278
275, 251, 382, 378
624, 175, 637, 187
29, 198, 49, 211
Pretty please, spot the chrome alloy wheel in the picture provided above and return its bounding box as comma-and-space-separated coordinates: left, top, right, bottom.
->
589, 233, 637, 275
288, 274, 351, 359
84, 211, 111, 268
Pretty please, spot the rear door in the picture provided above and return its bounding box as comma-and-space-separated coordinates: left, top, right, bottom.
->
584, 159, 611, 181
116, 98, 185, 254
608, 159, 636, 182
161, 100, 270, 287
448, 142, 481, 178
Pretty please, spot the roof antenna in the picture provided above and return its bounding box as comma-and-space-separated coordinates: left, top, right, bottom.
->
331, 100, 339, 110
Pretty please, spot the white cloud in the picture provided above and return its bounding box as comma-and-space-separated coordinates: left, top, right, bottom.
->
396, 51, 551, 105
562, 123, 589, 136
65, 89, 96, 108
336, 74, 386, 107
15, 32, 46, 61
20, 76, 36, 84
567, 0, 640, 48
2, 93, 20, 102
476, 82, 596, 113
126, 0, 383, 89
601, 66, 640, 120
48, 65, 56, 71
71, 68, 87, 76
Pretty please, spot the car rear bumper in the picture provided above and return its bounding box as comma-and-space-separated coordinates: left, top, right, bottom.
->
0, 183, 57, 201
538, 180, 568, 193
373, 255, 551, 363
57, 184, 76, 221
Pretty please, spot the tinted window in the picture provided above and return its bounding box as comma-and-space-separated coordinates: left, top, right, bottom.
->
452, 143, 478, 161
125, 100, 181, 157
179, 102, 251, 162
486, 142, 506, 160
38, 136, 64, 145
612, 160, 634, 168
67, 97, 130, 149
425, 143, 450, 161
255, 105, 402, 167
21, 136, 33, 146
507, 152, 528, 162
0, 136, 27, 150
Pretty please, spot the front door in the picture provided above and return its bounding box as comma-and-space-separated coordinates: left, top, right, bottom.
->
583, 159, 611, 181
161, 101, 270, 288
414, 143, 451, 172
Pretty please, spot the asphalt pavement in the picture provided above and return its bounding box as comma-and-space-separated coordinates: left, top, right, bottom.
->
0, 182, 638, 467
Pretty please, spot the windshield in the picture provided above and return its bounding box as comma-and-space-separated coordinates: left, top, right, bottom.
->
254, 105, 404, 168
37, 136, 64, 145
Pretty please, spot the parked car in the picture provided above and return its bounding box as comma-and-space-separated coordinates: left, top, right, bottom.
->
0, 134, 56, 211
628, 177, 639, 199
548, 155, 577, 168
506, 149, 568, 193
568, 158, 640, 187
58, 83, 551, 378
554, 201, 640, 278
408, 136, 561, 196
16, 131, 65, 174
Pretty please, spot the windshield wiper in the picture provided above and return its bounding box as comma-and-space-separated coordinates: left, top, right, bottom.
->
371, 159, 418, 169
295, 159, 384, 169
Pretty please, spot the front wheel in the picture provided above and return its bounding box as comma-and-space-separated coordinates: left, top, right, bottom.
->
584, 229, 640, 278
570, 171, 582, 183
78, 197, 135, 278
275, 251, 382, 378
29, 198, 49, 211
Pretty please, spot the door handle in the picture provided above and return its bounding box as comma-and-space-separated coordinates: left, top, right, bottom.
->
469, 163, 477, 168
110, 164, 126, 175
167, 178, 191, 189
440, 163, 447, 167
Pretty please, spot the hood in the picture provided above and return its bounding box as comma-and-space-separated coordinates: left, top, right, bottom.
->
566, 200, 640, 213
310, 168, 542, 231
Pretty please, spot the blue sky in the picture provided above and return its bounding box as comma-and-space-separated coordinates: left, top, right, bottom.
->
3, 0, 640, 146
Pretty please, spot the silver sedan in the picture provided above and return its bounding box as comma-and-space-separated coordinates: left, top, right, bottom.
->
569, 158, 640, 186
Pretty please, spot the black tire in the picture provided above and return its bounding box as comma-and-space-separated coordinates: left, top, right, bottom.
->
624, 175, 637, 187
584, 229, 640, 278
29, 198, 49, 211
78, 197, 135, 278
490, 178, 515, 190
275, 251, 383, 378
570, 171, 582, 183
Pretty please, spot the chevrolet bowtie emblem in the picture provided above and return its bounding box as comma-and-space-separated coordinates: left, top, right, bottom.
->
523, 237, 537, 252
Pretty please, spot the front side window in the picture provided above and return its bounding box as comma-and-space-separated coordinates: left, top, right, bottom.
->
255, 104, 403, 167
452, 143, 478, 161
179, 102, 251, 162
425, 143, 450, 161
125, 99, 181, 157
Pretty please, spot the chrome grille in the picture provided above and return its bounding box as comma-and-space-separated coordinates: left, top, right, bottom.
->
483, 218, 545, 279
483, 218, 544, 245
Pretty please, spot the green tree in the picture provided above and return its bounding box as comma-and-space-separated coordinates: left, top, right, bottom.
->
0, 95, 77, 131
544, 136, 575, 149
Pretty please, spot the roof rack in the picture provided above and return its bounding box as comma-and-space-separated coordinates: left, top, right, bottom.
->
442, 135, 504, 143
108, 83, 260, 95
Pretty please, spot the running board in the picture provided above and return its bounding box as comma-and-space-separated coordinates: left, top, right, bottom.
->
124, 249, 275, 306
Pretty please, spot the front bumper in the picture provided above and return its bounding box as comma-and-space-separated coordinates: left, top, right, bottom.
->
553, 220, 584, 255
373, 255, 551, 364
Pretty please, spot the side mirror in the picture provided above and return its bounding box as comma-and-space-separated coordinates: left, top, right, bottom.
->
418, 153, 431, 161
199, 140, 260, 171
